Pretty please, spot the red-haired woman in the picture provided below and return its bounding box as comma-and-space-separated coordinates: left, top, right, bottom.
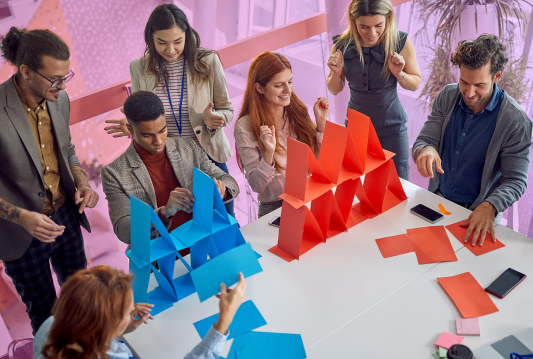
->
33, 266, 246, 359
234, 52, 330, 218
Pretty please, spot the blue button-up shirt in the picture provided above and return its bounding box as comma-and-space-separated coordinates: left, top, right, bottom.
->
439, 84, 504, 204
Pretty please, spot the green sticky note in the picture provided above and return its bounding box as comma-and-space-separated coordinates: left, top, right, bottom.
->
433, 351, 440, 359
439, 346, 448, 357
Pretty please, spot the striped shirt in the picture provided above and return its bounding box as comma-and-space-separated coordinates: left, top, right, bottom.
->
155, 57, 198, 142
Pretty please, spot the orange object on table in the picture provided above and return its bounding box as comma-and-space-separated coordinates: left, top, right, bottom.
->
407, 226, 458, 265
375, 234, 414, 258
445, 221, 505, 256
438, 203, 452, 215
437, 272, 499, 318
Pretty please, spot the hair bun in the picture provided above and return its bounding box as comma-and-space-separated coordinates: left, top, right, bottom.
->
1, 27, 27, 65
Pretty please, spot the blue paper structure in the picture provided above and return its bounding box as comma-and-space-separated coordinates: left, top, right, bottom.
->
126, 168, 262, 315
226, 331, 306, 359
193, 300, 267, 340
190, 243, 263, 302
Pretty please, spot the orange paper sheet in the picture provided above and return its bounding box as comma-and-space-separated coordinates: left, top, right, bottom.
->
445, 221, 505, 256
438, 203, 452, 215
407, 226, 458, 264
437, 272, 499, 318
375, 234, 414, 258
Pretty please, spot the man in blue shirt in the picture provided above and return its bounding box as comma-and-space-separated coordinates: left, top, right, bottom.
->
413, 34, 532, 247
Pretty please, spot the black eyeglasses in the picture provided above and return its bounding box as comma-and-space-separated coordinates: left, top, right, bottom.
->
33, 69, 75, 88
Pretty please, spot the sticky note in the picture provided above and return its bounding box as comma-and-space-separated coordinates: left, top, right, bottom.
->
437, 272, 499, 318
193, 300, 266, 340
407, 226, 458, 264
445, 221, 505, 256
226, 331, 306, 359
438, 203, 452, 215
456, 318, 480, 335
432, 352, 440, 359
439, 346, 448, 357
434, 331, 464, 349
375, 234, 414, 258
190, 243, 263, 302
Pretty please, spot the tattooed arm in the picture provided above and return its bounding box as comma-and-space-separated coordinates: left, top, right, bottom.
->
0, 196, 65, 243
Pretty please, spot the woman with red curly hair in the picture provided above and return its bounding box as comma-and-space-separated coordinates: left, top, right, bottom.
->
33, 266, 246, 359
234, 52, 330, 218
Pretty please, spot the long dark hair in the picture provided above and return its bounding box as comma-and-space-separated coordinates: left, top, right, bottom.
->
144, 4, 213, 88
0, 27, 69, 73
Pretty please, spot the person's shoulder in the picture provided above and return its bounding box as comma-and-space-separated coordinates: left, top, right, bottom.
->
501, 92, 532, 128
102, 147, 133, 176
130, 56, 148, 73
34, 316, 54, 359
235, 115, 252, 132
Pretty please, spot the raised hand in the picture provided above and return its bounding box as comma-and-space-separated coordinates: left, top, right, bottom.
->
327, 49, 344, 76
214, 273, 247, 335
259, 125, 276, 165
123, 303, 154, 334
388, 51, 405, 78
313, 97, 329, 133
203, 102, 225, 130
104, 108, 131, 138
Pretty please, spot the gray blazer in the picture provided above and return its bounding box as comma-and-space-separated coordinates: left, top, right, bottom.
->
0, 76, 90, 261
412, 83, 532, 213
130, 51, 233, 163
101, 137, 240, 244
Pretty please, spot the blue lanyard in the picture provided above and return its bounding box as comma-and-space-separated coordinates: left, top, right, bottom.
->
164, 61, 186, 135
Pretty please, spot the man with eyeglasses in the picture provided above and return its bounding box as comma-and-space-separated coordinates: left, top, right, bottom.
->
0, 27, 99, 334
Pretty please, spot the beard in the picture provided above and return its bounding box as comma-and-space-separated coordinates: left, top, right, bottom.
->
462, 83, 494, 110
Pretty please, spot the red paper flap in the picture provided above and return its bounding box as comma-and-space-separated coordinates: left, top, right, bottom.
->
273, 201, 323, 261
318, 121, 349, 184
386, 159, 407, 199
335, 179, 359, 223
347, 109, 369, 171
283, 138, 309, 202
311, 190, 347, 240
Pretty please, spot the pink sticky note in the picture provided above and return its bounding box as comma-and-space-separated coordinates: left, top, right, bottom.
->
456, 318, 480, 335
434, 331, 464, 349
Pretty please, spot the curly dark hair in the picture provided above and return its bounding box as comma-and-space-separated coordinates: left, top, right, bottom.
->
124, 91, 165, 124
451, 34, 508, 78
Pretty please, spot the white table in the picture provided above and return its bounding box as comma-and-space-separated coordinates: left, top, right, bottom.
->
123, 180, 533, 358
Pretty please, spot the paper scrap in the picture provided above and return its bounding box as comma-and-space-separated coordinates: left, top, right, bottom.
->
193, 300, 266, 340
407, 226, 458, 265
445, 221, 505, 256
438, 203, 452, 215
491, 335, 533, 358
226, 331, 306, 359
375, 234, 414, 258
456, 318, 480, 335
434, 331, 464, 349
190, 243, 263, 302
437, 272, 499, 318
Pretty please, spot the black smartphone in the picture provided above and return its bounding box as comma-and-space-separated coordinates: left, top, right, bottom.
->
485, 268, 527, 298
410, 204, 444, 224
268, 216, 281, 228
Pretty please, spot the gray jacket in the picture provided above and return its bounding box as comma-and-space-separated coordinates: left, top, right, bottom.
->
101, 137, 239, 244
412, 83, 532, 214
0, 76, 90, 261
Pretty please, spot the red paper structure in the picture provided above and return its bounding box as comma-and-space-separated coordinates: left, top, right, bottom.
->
269, 109, 408, 262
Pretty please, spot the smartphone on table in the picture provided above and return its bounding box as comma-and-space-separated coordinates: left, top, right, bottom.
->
410, 204, 444, 224
268, 216, 281, 228
485, 268, 526, 298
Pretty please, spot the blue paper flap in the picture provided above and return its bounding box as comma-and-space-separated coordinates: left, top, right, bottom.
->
173, 272, 196, 301
193, 168, 214, 231
150, 237, 177, 262
190, 243, 263, 302
130, 196, 151, 265
171, 220, 211, 248
193, 300, 266, 340
126, 249, 149, 269
227, 332, 306, 359
150, 264, 177, 301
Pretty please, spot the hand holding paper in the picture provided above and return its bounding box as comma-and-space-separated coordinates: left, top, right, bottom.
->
213, 179, 227, 200
214, 273, 247, 335
162, 187, 195, 216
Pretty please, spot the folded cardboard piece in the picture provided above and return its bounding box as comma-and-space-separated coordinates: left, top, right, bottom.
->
127, 168, 262, 314
269, 109, 408, 262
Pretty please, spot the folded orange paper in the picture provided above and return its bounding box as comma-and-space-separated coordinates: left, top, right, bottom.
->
407, 226, 458, 264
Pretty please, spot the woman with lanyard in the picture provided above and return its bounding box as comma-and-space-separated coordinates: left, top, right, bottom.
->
104, 4, 235, 216
326, 0, 422, 180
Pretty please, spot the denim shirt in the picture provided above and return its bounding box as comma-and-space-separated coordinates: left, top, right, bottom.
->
439, 84, 504, 204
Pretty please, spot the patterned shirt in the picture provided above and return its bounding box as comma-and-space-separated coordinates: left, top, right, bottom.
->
155, 57, 199, 143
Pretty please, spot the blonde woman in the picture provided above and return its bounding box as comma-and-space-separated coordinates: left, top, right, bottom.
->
326, 0, 422, 180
